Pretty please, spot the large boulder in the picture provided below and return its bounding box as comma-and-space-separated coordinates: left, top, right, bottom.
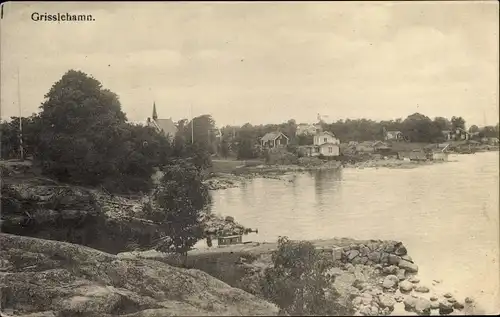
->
0, 233, 279, 316
398, 259, 418, 273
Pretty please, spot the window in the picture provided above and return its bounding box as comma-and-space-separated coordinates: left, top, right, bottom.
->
324, 137, 328, 143
329, 147, 333, 153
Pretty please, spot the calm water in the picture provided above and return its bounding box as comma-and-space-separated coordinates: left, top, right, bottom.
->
210, 152, 500, 313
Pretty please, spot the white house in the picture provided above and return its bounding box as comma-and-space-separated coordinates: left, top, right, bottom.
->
314, 131, 340, 156
300, 131, 340, 157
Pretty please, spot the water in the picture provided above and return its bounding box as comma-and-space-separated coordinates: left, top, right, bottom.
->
210, 152, 500, 313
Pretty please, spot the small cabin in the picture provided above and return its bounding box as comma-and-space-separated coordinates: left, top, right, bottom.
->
218, 235, 243, 246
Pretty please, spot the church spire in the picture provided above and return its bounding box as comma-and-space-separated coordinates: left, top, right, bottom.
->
152, 102, 158, 120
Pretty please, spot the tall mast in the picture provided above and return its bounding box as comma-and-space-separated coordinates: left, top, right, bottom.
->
17, 66, 24, 161
191, 105, 194, 144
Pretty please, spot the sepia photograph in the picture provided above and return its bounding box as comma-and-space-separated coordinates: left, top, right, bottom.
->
0, 1, 498, 316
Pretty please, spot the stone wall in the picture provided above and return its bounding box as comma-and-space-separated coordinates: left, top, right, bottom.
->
335, 240, 418, 273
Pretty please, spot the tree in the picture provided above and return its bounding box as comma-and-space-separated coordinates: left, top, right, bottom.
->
451, 116, 466, 131
152, 162, 211, 255
35, 69, 168, 193
469, 125, 479, 134
261, 237, 351, 316
0, 114, 42, 159
401, 113, 441, 142
433, 117, 452, 131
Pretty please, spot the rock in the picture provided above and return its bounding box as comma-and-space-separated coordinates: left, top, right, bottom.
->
464, 297, 474, 304
382, 265, 398, 275
399, 280, 414, 293
368, 251, 381, 263
360, 246, 370, 255
388, 254, 401, 265
380, 252, 389, 264
382, 275, 399, 289
394, 245, 408, 256
447, 298, 457, 304
359, 306, 372, 316
225, 216, 235, 222
439, 301, 454, 315
394, 295, 404, 303
398, 259, 418, 273
443, 292, 453, 298
403, 296, 417, 311
430, 295, 438, 301
348, 250, 361, 261
396, 269, 406, 281
401, 255, 413, 263
0, 233, 279, 316
408, 276, 420, 284
352, 297, 363, 307
378, 294, 396, 309
453, 301, 465, 310
415, 286, 430, 293
353, 279, 365, 290
430, 301, 440, 309
345, 263, 355, 273
414, 298, 431, 315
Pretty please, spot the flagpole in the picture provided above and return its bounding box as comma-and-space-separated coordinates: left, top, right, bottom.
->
191, 105, 194, 144
17, 66, 24, 161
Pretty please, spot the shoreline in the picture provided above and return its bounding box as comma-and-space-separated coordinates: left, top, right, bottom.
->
119, 237, 483, 316
205, 158, 451, 190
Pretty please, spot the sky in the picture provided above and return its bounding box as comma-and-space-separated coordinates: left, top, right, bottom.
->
1, 1, 498, 127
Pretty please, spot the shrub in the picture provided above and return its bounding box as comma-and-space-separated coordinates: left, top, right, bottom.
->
261, 236, 352, 316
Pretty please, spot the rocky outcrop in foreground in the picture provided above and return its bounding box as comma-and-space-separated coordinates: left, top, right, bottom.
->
0, 233, 279, 317
120, 238, 481, 316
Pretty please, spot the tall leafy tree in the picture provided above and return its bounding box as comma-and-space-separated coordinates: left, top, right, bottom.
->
35, 69, 170, 192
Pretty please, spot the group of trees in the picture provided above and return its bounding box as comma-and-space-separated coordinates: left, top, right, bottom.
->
217, 114, 499, 159
1, 69, 216, 255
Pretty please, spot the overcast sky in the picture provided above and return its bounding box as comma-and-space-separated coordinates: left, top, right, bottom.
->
1, 1, 498, 127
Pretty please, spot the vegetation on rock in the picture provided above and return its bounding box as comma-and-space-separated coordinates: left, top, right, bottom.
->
261, 236, 353, 316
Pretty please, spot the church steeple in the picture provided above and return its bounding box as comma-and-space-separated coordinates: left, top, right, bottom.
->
152, 102, 158, 120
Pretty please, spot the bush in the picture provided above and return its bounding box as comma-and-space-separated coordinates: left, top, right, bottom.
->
261, 237, 352, 316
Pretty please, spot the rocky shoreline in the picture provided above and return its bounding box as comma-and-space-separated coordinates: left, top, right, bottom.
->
118, 238, 482, 316
0, 233, 279, 317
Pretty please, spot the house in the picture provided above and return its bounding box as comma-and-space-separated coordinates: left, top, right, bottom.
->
384, 130, 405, 142
442, 128, 470, 141
146, 102, 178, 140
398, 149, 427, 161
296, 123, 322, 136
260, 132, 289, 148
300, 131, 340, 157
356, 141, 376, 153
372, 141, 393, 155
217, 235, 243, 246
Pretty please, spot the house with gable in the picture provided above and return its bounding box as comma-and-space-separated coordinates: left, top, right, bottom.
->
300, 131, 341, 157
260, 132, 289, 148
146, 102, 178, 141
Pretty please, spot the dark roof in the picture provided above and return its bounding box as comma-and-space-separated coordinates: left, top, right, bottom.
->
150, 118, 178, 138
261, 132, 288, 142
